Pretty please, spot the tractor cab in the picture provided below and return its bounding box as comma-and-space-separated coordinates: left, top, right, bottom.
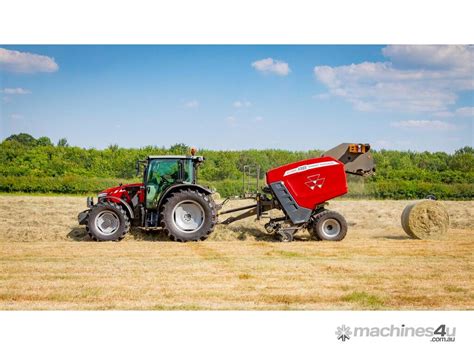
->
142, 155, 204, 209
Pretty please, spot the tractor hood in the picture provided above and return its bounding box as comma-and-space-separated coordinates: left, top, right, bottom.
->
99, 182, 144, 197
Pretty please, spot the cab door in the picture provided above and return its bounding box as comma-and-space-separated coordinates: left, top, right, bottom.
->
145, 159, 180, 209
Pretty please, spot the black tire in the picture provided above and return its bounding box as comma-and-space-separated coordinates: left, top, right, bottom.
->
86, 201, 130, 241
160, 189, 216, 242
278, 231, 294, 242
310, 210, 347, 241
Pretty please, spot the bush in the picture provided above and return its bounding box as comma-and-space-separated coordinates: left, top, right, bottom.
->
0, 175, 135, 194
0, 134, 472, 199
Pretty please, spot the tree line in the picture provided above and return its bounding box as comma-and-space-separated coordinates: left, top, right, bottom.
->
0, 133, 473, 199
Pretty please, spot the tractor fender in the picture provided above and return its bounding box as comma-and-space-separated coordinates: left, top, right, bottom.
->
100, 196, 134, 219
157, 183, 213, 209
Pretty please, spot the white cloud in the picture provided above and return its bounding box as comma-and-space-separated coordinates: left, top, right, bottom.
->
382, 45, 472, 71
255, 116, 264, 122
251, 58, 290, 76
184, 99, 199, 108
233, 100, 251, 108
455, 106, 474, 117
433, 106, 474, 118
433, 111, 455, 118
0, 48, 59, 73
1, 87, 31, 94
9, 113, 23, 120
390, 120, 456, 130
314, 45, 473, 113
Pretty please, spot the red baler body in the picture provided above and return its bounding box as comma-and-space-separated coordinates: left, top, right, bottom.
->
266, 156, 348, 210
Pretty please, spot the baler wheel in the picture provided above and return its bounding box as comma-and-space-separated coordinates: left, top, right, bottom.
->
264, 221, 278, 234
160, 189, 217, 242
310, 210, 347, 241
86, 201, 130, 241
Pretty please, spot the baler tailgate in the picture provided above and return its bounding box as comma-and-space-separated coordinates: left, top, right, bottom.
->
322, 143, 375, 176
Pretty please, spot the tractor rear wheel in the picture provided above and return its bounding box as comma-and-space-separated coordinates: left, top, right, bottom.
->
160, 189, 217, 242
86, 201, 130, 241
310, 210, 347, 241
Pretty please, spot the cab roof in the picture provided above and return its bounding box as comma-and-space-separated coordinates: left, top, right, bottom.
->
147, 155, 204, 161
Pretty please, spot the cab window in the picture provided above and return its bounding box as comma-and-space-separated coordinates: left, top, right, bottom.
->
183, 159, 194, 183
146, 159, 180, 208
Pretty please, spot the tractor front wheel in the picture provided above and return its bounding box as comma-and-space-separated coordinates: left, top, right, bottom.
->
310, 210, 347, 241
86, 201, 130, 241
161, 189, 216, 242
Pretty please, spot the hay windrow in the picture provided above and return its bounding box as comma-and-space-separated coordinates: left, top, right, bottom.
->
401, 200, 450, 240
0, 196, 471, 242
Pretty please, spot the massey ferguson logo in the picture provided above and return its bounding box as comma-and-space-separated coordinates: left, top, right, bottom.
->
305, 174, 325, 190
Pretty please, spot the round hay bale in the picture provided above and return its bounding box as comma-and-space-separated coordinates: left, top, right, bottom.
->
401, 200, 449, 239
212, 192, 221, 201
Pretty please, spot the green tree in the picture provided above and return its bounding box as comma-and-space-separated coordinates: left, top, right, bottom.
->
107, 144, 119, 152
455, 146, 474, 155
0, 136, 472, 199
170, 143, 189, 155
5, 133, 37, 147
449, 146, 474, 172
37, 136, 54, 146
57, 138, 69, 147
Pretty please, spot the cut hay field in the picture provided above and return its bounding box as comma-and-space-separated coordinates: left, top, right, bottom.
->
0, 195, 472, 310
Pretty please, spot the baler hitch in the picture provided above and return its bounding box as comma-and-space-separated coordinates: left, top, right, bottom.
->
218, 193, 275, 225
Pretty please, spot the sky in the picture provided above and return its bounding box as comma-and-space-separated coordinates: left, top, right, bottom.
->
0, 45, 472, 152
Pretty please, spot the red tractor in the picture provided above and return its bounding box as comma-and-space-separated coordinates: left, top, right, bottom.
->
78, 143, 374, 242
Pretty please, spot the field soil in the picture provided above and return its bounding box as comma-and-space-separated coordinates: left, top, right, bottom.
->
0, 195, 472, 310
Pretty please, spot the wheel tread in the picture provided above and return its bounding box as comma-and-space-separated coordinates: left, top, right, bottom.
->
160, 189, 216, 242
310, 209, 347, 241
87, 200, 130, 241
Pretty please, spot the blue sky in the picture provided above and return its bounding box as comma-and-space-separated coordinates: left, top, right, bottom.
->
0, 45, 472, 152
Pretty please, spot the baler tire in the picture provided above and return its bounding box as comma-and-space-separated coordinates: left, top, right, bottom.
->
86, 201, 130, 241
311, 210, 347, 241
160, 189, 216, 242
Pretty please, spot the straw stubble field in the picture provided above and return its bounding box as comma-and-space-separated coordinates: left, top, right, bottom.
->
0, 195, 472, 310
